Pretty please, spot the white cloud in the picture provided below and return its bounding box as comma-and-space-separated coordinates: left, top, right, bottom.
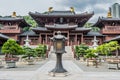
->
0, 0, 59, 16
0, 0, 120, 23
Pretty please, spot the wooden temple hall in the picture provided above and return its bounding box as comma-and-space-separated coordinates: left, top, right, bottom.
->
28, 7, 104, 46
1, 7, 120, 46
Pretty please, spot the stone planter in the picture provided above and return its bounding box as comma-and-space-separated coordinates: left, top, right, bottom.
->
26, 59, 34, 65
5, 57, 19, 61
5, 57, 19, 68
5, 61, 16, 68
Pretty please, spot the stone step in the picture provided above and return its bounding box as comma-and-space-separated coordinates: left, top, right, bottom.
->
48, 46, 74, 60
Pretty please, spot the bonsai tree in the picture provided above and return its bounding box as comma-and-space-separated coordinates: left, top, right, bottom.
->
22, 46, 37, 60
2, 39, 23, 60
35, 44, 47, 58
75, 44, 89, 60
96, 41, 120, 58
84, 48, 97, 59
78, 44, 89, 57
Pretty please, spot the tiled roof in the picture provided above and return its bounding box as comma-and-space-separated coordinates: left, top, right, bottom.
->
75, 27, 91, 31
105, 35, 120, 42
100, 17, 120, 21
29, 11, 94, 17
86, 31, 103, 36
0, 17, 23, 21
0, 33, 9, 39
45, 11, 75, 15
32, 27, 48, 31
93, 17, 120, 27
20, 30, 38, 36
0, 17, 30, 27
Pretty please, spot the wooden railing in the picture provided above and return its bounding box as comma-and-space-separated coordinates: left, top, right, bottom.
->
101, 29, 120, 34
0, 29, 21, 33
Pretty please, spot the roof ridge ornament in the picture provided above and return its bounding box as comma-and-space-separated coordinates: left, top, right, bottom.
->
12, 12, 17, 18
48, 7, 53, 12
107, 7, 112, 18
70, 7, 74, 12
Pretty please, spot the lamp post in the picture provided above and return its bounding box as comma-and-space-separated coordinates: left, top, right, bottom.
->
50, 31, 67, 76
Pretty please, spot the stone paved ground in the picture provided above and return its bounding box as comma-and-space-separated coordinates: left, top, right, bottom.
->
0, 46, 120, 80
0, 60, 120, 80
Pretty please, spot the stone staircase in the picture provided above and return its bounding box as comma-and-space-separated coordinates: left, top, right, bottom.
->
48, 46, 74, 60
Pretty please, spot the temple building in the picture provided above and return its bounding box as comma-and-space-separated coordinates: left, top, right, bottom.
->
0, 12, 30, 41
22, 7, 104, 46
1, 7, 120, 47
93, 8, 120, 41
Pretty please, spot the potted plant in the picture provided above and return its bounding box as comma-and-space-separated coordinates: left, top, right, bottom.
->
1, 39, 23, 68
35, 44, 47, 59
85, 48, 98, 66
22, 46, 37, 65
75, 44, 89, 60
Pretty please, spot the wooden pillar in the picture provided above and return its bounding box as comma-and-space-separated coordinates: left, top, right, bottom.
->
53, 31, 55, 36
53, 18, 56, 23
45, 34, 47, 44
81, 34, 83, 44
39, 34, 42, 44
21, 38, 24, 45
67, 31, 69, 46
75, 34, 77, 45
67, 19, 69, 23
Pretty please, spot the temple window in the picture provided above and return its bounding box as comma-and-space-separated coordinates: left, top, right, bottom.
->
84, 39, 92, 45
60, 17, 63, 23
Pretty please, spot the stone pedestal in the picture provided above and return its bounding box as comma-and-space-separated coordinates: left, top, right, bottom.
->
50, 53, 67, 76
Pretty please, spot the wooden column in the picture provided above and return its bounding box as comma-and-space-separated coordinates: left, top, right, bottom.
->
53, 31, 55, 36
39, 34, 42, 44
45, 34, 47, 44
75, 34, 77, 45
81, 34, 83, 44
67, 31, 69, 46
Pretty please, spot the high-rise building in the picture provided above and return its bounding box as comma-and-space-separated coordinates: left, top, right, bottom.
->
111, 3, 120, 18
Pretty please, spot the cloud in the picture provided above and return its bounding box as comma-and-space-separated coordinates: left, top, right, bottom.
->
0, 0, 58, 16
57, 0, 120, 23
0, 0, 120, 23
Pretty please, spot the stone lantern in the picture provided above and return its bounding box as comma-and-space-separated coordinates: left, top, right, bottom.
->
50, 31, 67, 76
24, 35, 31, 47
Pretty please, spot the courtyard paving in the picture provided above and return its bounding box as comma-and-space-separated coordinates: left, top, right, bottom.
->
0, 46, 120, 80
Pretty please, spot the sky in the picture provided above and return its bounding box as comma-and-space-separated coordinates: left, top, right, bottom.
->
0, 0, 120, 23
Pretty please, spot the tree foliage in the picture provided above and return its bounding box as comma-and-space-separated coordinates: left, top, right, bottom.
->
22, 46, 37, 60
75, 44, 89, 57
84, 23, 100, 32
84, 48, 97, 59
35, 44, 47, 58
1, 39, 23, 56
96, 41, 120, 56
23, 16, 37, 28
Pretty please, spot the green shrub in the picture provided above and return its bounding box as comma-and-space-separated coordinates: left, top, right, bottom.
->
35, 44, 47, 58
75, 44, 89, 58
22, 46, 37, 60
84, 48, 97, 59
2, 39, 23, 57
